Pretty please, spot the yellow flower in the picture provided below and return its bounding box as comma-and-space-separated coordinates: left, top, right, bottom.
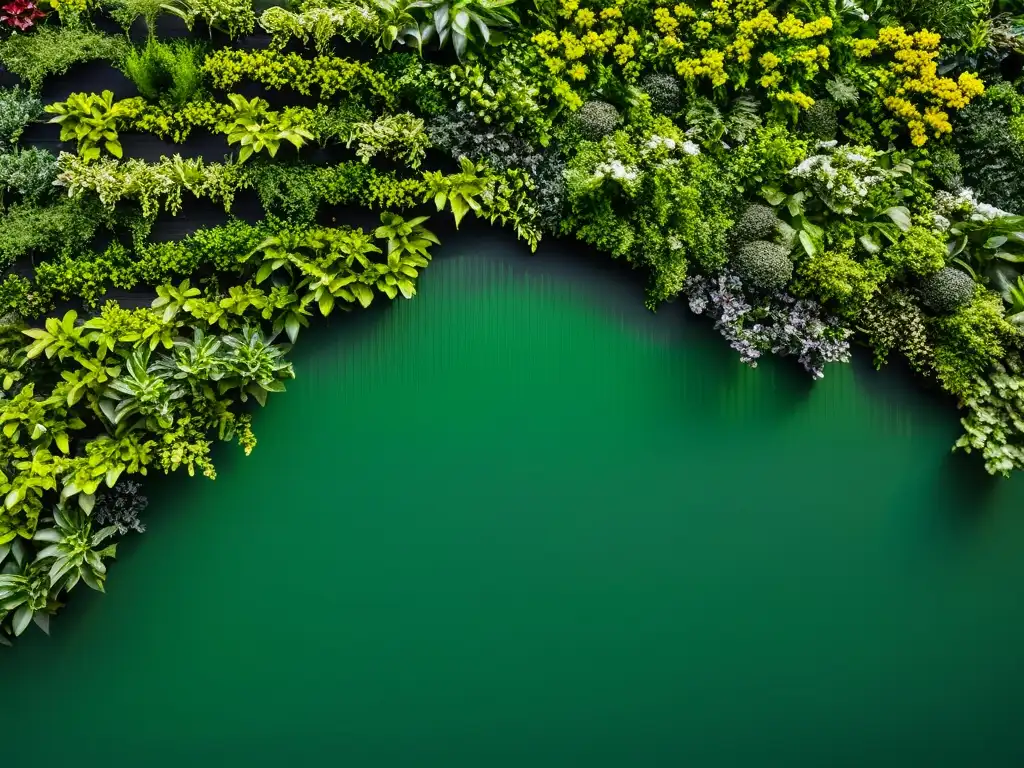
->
693, 20, 712, 38
654, 7, 679, 34
759, 51, 781, 70
615, 43, 635, 63
575, 8, 596, 27
567, 62, 588, 80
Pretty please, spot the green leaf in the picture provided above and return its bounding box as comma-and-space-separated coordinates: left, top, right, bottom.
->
884, 206, 912, 231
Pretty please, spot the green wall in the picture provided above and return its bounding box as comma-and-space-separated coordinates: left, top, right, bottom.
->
3, 235, 1024, 766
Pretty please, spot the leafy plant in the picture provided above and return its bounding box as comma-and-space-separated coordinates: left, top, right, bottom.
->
411, 0, 518, 59
221, 95, 315, 163
33, 504, 118, 593
45, 91, 129, 162
424, 156, 488, 228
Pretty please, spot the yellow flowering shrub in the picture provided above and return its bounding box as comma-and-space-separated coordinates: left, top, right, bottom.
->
847, 26, 985, 145
531, 0, 641, 109
653, 0, 832, 114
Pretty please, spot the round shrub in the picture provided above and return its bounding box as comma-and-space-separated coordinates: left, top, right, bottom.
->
919, 267, 975, 314
731, 203, 782, 243
801, 99, 838, 142
733, 240, 794, 292
640, 74, 681, 114
573, 100, 620, 141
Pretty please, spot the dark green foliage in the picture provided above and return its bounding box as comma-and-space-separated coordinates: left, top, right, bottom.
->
93, 480, 148, 535
928, 147, 962, 190
859, 289, 934, 372
955, 100, 1024, 214
919, 267, 976, 313
732, 240, 793, 292
573, 101, 621, 141
640, 74, 681, 114
801, 99, 838, 142
121, 39, 206, 108
0, 199, 109, 270
731, 203, 782, 243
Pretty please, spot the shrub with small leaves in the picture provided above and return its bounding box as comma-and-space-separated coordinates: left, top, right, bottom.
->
640, 74, 681, 114
859, 288, 934, 372
732, 240, 793, 292
572, 101, 621, 141
919, 266, 976, 313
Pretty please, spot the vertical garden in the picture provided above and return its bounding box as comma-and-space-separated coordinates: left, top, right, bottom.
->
2, 0, 1024, 647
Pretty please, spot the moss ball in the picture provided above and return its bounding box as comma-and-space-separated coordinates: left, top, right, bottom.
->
919, 267, 975, 314
573, 100, 621, 141
640, 74, 681, 114
732, 203, 783, 243
733, 240, 794, 292
801, 99, 838, 142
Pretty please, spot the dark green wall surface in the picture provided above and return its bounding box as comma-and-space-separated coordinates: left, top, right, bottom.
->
3, 234, 1024, 766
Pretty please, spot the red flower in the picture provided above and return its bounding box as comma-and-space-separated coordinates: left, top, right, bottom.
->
0, 0, 46, 30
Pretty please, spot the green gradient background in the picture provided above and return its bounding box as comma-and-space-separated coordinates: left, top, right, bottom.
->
3, 236, 1024, 766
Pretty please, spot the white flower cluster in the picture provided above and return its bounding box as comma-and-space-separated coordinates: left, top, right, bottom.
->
789, 145, 886, 214
593, 159, 639, 183
934, 188, 1013, 222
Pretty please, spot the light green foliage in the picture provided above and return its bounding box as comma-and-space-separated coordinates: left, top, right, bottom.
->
565, 124, 732, 305
0, 87, 41, 150
220, 95, 315, 163
0, 198, 109, 270
732, 240, 794, 293
260, 3, 379, 52
728, 124, 808, 193
955, 353, 1024, 477
882, 226, 946, 279
431, 59, 552, 144
930, 287, 1020, 397
121, 39, 207, 108
105, 0, 174, 34
202, 49, 394, 104
794, 247, 886, 318
162, 0, 256, 38
45, 91, 130, 162
919, 267, 976, 314
55, 153, 241, 218
0, 27, 127, 92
